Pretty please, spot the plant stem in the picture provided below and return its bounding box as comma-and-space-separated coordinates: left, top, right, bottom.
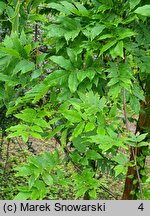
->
131, 147, 143, 199
122, 88, 143, 199
123, 88, 129, 132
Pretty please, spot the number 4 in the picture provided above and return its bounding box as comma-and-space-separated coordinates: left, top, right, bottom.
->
138, 203, 144, 211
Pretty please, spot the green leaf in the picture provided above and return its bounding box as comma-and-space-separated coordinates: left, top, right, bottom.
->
6, 124, 28, 132
130, 95, 140, 114
68, 72, 78, 93
113, 153, 128, 165
107, 78, 119, 86
71, 151, 82, 163
67, 48, 76, 63
15, 166, 32, 176
77, 70, 87, 82
86, 68, 96, 81
2, 35, 13, 48
30, 125, 43, 133
0, 1, 6, 15
22, 133, 29, 143
46, 125, 64, 139
14, 192, 31, 200
98, 34, 113, 40
24, 44, 32, 55
42, 172, 53, 186
146, 177, 150, 183
114, 165, 127, 177
6, 5, 14, 19
34, 180, 45, 190
108, 84, 121, 99
97, 126, 105, 135
89, 189, 97, 199
20, 30, 27, 45
60, 128, 68, 147
98, 96, 106, 110
86, 150, 102, 160
50, 56, 72, 70
72, 137, 87, 153
0, 56, 10, 69
36, 53, 47, 65
100, 40, 117, 55
81, 158, 88, 166
73, 2, 89, 16
14, 108, 37, 123
107, 127, 117, 139
31, 189, 39, 200
61, 110, 82, 123
29, 132, 42, 139
61, 1, 76, 12
134, 5, 150, 17
0, 47, 20, 58
110, 41, 124, 59
75, 188, 87, 198
118, 28, 136, 40
136, 133, 148, 142
84, 122, 95, 132
30, 14, 47, 22
47, 25, 65, 38
132, 84, 145, 101
64, 29, 80, 42
35, 118, 50, 128
138, 142, 149, 147
29, 175, 36, 189
32, 0, 46, 8
71, 122, 85, 139
31, 69, 42, 80
129, 0, 141, 10
7, 131, 20, 139
13, 60, 35, 75
28, 158, 41, 169
90, 24, 105, 40
47, 2, 71, 14
44, 70, 68, 86
98, 4, 112, 11
0, 74, 11, 82
23, 83, 49, 103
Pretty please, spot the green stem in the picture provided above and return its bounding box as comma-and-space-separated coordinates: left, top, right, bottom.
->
12, 0, 22, 33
